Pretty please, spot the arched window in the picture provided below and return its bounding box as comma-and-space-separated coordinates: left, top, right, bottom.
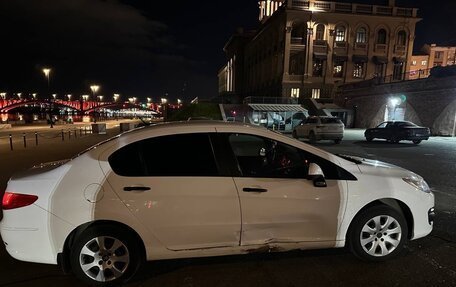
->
355, 27, 367, 43
377, 29, 387, 44
335, 25, 346, 42
315, 24, 325, 40
397, 30, 407, 46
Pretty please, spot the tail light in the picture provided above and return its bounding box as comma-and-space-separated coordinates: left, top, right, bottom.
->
2, 192, 38, 210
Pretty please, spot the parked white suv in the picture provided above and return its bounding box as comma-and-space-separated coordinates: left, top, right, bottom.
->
293, 116, 344, 144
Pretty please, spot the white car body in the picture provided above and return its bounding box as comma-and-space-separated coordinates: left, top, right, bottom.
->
1, 121, 434, 282
293, 116, 344, 142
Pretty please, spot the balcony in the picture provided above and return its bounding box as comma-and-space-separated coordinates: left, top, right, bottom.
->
375, 44, 388, 53
313, 40, 328, 54
288, 0, 417, 17
354, 42, 368, 51
291, 37, 305, 45
394, 45, 406, 54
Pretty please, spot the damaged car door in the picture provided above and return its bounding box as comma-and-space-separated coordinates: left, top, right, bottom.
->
225, 133, 343, 247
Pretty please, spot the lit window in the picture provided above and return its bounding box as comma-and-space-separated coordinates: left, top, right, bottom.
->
312, 89, 320, 99
333, 61, 344, 78
353, 63, 364, 78
421, 60, 427, 66
435, 51, 443, 59
313, 59, 323, 77
335, 26, 346, 42
355, 27, 367, 43
291, 88, 300, 98
412, 60, 417, 66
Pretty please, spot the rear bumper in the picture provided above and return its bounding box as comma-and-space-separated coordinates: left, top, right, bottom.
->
317, 133, 343, 140
0, 204, 71, 265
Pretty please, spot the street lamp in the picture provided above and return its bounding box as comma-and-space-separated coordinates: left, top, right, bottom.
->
177, 99, 182, 105
82, 95, 89, 101
17, 93, 22, 99
90, 85, 100, 123
52, 94, 57, 100
113, 94, 120, 102
98, 95, 103, 102
90, 85, 99, 100
67, 94, 72, 101
42, 68, 53, 128
0, 93, 6, 100
161, 98, 168, 104
32, 93, 37, 99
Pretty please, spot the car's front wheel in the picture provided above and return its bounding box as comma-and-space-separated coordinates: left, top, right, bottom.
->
348, 205, 408, 261
70, 225, 143, 286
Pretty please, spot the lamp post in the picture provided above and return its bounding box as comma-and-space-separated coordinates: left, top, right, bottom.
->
90, 85, 100, 123
42, 68, 53, 128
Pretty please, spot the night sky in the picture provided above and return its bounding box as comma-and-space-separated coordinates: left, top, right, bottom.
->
0, 0, 454, 103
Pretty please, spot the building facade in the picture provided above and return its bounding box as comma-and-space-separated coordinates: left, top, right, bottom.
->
408, 44, 456, 80
219, 0, 420, 101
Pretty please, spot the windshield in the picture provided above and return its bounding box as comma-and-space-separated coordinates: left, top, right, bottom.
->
321, 118, 342, 124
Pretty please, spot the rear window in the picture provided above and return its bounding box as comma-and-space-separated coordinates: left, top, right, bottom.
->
321, 118, 342, 124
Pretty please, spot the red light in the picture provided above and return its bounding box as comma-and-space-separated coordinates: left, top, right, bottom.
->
2, 192, 38, 210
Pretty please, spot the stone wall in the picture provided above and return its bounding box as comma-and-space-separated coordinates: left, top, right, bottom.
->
336, 76, 456, 136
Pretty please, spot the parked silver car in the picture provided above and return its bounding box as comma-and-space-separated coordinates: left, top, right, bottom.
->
293, 116, 344, 144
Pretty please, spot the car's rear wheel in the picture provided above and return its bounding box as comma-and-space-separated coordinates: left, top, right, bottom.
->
348, 205, 408, 261
366, 136, 373, 142
70, 225, 143, 286
309, 131, 316, 144
412, 140, 422, 144
292, 130, 298, 139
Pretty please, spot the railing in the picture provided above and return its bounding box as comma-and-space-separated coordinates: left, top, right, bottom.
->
288, 0, 416, 17
354, 42, 368, 50
244, 96, 299, 104
394, 45, 406, 54
375, 44, 388, 53
291, 37, 305, 45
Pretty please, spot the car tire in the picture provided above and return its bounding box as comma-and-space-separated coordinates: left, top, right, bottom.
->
334, 139, 341, 144
366, 136, 373, 142
348, 205, 408, 262
292, 130, 298, 139
412, 140, 422, 144
70, 224, 143, 286
309, 131, 316, 144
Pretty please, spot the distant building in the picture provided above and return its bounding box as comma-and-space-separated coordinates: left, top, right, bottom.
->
408, 44, 456, 80
219, 0, 420, 101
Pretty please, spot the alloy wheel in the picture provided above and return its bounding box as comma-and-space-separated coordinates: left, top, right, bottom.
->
360, 215, 402, 257
79, 236, 130, 282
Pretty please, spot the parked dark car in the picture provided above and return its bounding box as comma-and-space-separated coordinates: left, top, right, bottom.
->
365, 121, 430, 144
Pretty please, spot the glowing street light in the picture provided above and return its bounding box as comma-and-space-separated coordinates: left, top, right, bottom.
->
82, 95, 89, 101
42, 68, 51, 86
32, 93, 37, 99
17, 93, 22, 99
42, 67, 53, 128
67, 94, 72, 101
90, 85, 100, 100
98, 95, 103, 102
0, 93, 6, 99
113, 94, 120, 102
133, 97, 137, 103
161, 98, 168, 104
177, 99, 182, 105
147, 97, 152, 103
52, 94, 57, 100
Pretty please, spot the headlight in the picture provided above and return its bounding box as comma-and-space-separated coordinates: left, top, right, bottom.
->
402, 174, 430, 193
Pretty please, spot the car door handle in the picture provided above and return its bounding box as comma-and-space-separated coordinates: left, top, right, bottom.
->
123, 186, 151, 192
243, 187, 268, 193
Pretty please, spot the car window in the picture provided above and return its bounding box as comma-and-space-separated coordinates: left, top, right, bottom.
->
306, 118, 318, 124
320, 118, 342, 124
377, 122, 387, 128
396, 121, 417, 127
385, 122, 395, 128
228, 134, 308, 178
226, 133, 355, 180
108, 133, 219, 177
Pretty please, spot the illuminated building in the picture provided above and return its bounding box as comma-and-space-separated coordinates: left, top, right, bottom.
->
219, 0, 420, 101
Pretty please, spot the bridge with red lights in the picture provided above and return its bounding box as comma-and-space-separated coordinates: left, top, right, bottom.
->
0, 99, 160, 114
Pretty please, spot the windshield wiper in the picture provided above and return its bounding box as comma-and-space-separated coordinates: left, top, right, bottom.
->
336, 154, 363, 164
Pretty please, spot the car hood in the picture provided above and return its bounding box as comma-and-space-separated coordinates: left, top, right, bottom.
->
338, 155, 414, 178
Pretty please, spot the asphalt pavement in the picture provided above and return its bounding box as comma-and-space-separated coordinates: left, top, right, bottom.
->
0, 127, 455, 287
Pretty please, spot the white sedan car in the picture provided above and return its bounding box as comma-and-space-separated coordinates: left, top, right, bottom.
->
1, 121, 434, 285
293, 116, 344, 144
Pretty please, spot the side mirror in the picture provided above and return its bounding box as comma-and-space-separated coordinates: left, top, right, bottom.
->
308, 163, 327, 188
